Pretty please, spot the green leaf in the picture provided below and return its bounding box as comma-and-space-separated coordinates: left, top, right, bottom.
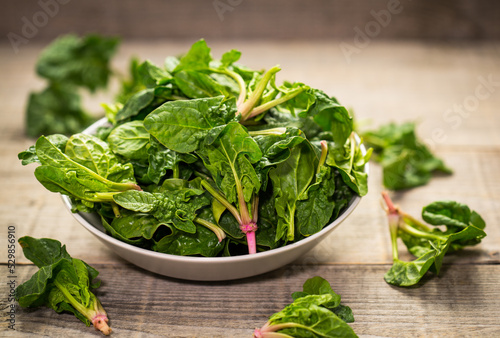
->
422, 201, 474, 229
66, 133, 134, 181
296, 166, 336, 237
174, 70, 226, 99
154, 224, 224, 257
144, 96, 236, 153
116, 88, 155, 121
19, 134, 68, 165
197, 122, 262, 204
113, 190, 157, 212
110, 212, 165, 240
36, 34, 119, 92
363, 122, 452, 190
265, 294, 357, 338
15, 237, 106, 328
220, 49, 241, 68
113, 183, 210, 234
137, 60, 172, 87
26, 83, 95, 138
303, 89, 353, 148
173, 39, 212, 73
147, 136, 198, 184
269, 142, 317, 241
107, 120, 150, 160
100, 216, 147, 246
384, 252, 437, 287
18, 237, 71, 268
326, 137, 371, 197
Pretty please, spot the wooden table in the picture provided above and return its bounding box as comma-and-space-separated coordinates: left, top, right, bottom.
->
1, 40, 499, 337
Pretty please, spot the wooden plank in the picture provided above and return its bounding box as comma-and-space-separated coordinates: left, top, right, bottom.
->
1, 42, 499, 266
3, 263, 500, 337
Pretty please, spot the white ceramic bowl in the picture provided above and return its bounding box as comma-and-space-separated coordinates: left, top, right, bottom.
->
62, 118, 368, 281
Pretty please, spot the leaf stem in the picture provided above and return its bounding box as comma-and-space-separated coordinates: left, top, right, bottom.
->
239, 65, 281, 120
194, 217, 226, 242
246, 86, 307, 120
399, 222, 447, 242
400, 211, 432, 232
317, 140, 328, 175
248, 128, 287, 136
200, 180, 242, 224
211, 68, 247, 107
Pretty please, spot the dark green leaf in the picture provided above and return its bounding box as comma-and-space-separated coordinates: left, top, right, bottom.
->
144, 96, 236, 153
36, 34, 119, 91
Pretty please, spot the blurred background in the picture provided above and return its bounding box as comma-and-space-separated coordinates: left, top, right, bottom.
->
2, 0, 499, 42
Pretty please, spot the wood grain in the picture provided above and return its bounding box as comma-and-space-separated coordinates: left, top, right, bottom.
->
2, 263, 499, 337
0, 40, 499, 337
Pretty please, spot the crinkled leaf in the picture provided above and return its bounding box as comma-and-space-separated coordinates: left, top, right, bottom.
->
36, 34, 119, 92
154, 224, 224, 257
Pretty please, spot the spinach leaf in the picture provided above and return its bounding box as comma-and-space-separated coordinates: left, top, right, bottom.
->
198, 122, 262, 204
301, 89, 354, 148
113, 182, 210, 234
107, 120, 150, 160
144, 96, 237, 153
291, 276, 355, 323
19, 134, 68, 165
16, 237, 111, 335
173, 39, 212, 73
115, 88, 155, 122
36, 34, 119, 92
174, 70, 227, 99
26, 83, 95, 138
363, 122, 452, 190
27, 134, 140, 206
147, 136, 198, 184
295, 166, 336, 237
269, 142, 317, 242
153, 224, 224, 257
325, 136, 371, 197
381, 192, 487, 287
255, 276, 357, 338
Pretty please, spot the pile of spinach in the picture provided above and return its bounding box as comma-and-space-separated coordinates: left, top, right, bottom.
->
381, 192, 486, 286
254, 276, 357, 337
20, 39, 370, 256
362, 122, 451, 190
26, 34, 120, 138
16, 237, 111, 335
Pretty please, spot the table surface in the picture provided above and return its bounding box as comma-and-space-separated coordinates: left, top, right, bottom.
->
1, 40, 499, 337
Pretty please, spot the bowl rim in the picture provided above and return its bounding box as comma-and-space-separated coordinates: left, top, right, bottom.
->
62, 117, 368, 265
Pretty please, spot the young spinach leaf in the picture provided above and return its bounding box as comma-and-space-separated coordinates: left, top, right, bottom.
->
381, 192, 487, 287
363, 122, 452, 190
255, 276, 357, 338
16, 237, 111, 335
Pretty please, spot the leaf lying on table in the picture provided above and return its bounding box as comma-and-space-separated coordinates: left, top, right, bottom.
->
16, 237, 111, 335
254, 276, 357, 338
362, 122, 452, 190
381, 192, 486, 287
